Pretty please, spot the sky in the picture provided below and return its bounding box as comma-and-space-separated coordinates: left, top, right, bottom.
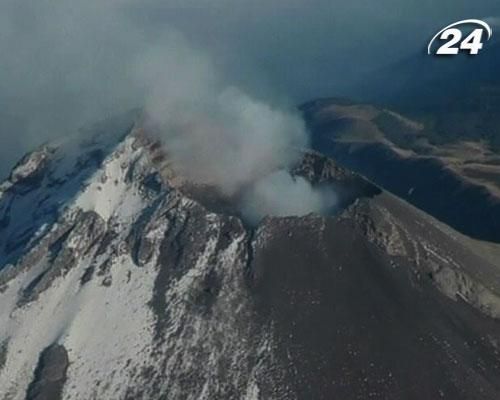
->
1, 0, 500, 178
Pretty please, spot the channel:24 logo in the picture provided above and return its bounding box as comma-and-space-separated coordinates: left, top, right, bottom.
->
428, 19, 493, 56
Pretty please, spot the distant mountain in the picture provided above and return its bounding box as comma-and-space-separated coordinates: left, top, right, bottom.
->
1, 113, 500, 399
303, 99, 500, 243
350, 38, 500, 146
305, 39, 500, 243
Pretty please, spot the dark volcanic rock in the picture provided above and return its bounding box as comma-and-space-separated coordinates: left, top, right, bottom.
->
250, 198, 500, 399
0, 339, 8, 373
26, 344, 69, 400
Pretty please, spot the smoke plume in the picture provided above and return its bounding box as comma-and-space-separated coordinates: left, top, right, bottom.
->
135, 36, 336, 222
241, 171, 337, 222
3, 0, 500, 178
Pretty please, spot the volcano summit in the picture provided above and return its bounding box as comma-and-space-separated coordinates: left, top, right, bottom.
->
0, 113, 500, 399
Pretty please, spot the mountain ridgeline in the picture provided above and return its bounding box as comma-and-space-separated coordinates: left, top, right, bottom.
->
0, 113, 500, 399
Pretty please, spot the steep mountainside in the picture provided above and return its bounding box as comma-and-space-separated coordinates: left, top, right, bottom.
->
1, 114, 500, 399
303, 99, 500, 243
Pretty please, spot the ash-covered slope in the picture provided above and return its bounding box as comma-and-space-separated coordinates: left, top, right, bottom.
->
1, 115, 500, 400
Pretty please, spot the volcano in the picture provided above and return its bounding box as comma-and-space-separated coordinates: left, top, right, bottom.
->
0, 112, 500, 400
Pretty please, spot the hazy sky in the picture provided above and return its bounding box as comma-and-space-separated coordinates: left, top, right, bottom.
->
1, 0, 500, 178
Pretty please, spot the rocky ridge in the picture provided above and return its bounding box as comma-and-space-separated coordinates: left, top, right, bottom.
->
0, 113, 500, 399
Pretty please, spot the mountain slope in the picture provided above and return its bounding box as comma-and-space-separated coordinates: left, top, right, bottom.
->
302, 99, 500, 243
1, 115, 500, 399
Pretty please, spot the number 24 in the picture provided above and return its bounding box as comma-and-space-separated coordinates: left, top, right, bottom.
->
437, 28, 484, 55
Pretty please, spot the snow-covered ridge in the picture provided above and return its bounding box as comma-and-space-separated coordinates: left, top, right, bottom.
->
0, 113, 285, 400
0, 112, 138, 269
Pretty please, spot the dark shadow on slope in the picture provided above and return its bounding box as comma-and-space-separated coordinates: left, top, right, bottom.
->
26, 344, 69, 400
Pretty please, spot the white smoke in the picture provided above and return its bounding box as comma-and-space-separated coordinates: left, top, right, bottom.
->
134, 36, 336, 222
241, 170, 337, 223
2, 0, 498, 178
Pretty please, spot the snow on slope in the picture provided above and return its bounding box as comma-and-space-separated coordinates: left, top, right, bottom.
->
3, 113, 500, 399
0, 116, 283, 400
